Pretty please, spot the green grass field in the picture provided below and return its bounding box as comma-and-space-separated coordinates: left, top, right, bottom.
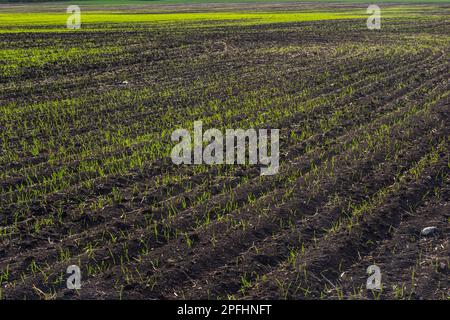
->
0, 4, 442, 33
2, 0, 449, 4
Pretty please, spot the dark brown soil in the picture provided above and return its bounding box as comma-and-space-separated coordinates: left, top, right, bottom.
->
0, 3, 448, 300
